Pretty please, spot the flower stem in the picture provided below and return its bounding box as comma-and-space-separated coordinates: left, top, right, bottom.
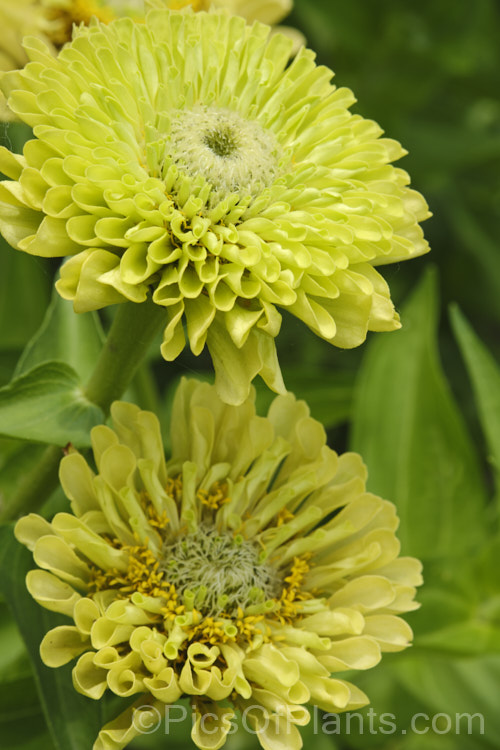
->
1, 299, 166, 522
84, 298, 166, 414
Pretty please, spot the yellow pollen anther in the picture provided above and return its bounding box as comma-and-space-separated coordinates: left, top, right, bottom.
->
197, 481, 231, 510
276, 507, 295, 526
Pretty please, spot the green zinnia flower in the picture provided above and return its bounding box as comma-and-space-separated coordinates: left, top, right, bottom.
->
15, 378, 422, 750
0, 10, 430, 403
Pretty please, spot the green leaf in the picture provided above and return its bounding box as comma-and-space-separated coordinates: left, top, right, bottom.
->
416, 620, 500, 656
396, 654, 500, 745
450, 305, 500, 505
350, 268, 487, 560
0, 239, 51, 352
0, 524, 103, 750
0, 361, 104, 447
15, 290, 104, 382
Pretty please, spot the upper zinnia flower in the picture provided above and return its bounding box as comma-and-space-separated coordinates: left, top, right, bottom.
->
0, 10, 430, 403
15, 378, 422, 750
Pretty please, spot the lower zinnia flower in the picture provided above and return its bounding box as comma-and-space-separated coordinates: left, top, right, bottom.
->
15, 379, 422, 750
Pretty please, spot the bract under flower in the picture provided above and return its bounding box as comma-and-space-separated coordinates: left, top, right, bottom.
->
15, 378, 422, 750
0, 11, 430, 403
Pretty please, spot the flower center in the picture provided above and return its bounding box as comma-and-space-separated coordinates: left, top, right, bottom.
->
160, 525, 281, 617
203, 126, 238, 158
166, 106, 282, 200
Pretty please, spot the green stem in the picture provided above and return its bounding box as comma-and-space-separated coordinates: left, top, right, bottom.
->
1, 299, 166, 522
130, 361, 161, 414
84, 298, 166, 414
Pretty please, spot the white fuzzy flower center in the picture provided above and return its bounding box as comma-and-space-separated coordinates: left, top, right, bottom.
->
166, 106, 282, 198
160, 525, 281, 616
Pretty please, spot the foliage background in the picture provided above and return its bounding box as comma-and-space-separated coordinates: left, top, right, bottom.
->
0, 0, 499, 748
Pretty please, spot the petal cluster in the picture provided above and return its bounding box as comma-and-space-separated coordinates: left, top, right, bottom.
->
0, 11, 430, 403
16, 378, 422, 750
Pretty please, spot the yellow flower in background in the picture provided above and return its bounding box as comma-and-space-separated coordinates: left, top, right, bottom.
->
164, 0, 304, 51
0, 11, 430, 404
0, 0, 144, 119
0, 0, 143, 70
16, 379, 422, 750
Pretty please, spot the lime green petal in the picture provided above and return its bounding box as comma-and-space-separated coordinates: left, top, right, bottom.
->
98, 443, 137, 494
0, 181, 41, 248
192, 703, 235, 750
207, 317, 285, 405
362, 614, 414, 652
317, 636, 381, 671
0, 146, 25, 179
57, 250, 128, 313
107, 660, 146, 697
59, 453, 100, 515
327, 575, 397, 612
143, 667, 182, 702
306, 675, 352, 712
40, 626, 90, 667
51, 512, 129, 572
300, 608, 364, 637
245, 708, 303, 750
179, 660, 213, 695
26, 569, 81, 616
251, 687, 310, 725
14, 513, 54, 550
110, 401, 168, 485
93, 697, 162, 750
375, 556, 424, 587
74, 597, 101, 635
90, 425, 120, 469
93, 475, 138, 546
73, 652, 108, 699
20, 215, 81, 257
341, 680, 370, 711
33, 534, 91, 587
243, 645, 299, 692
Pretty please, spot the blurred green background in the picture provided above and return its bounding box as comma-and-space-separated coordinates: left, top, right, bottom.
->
1, 0, 499, 748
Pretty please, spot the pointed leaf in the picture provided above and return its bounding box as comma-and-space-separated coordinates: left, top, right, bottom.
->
450, 305, 500, 505
350, 268, 487, 560
396, 654, 500, 743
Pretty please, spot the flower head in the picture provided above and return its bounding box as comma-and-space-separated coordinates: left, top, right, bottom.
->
0, 11, 430, 403
16, 379, 422, 750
